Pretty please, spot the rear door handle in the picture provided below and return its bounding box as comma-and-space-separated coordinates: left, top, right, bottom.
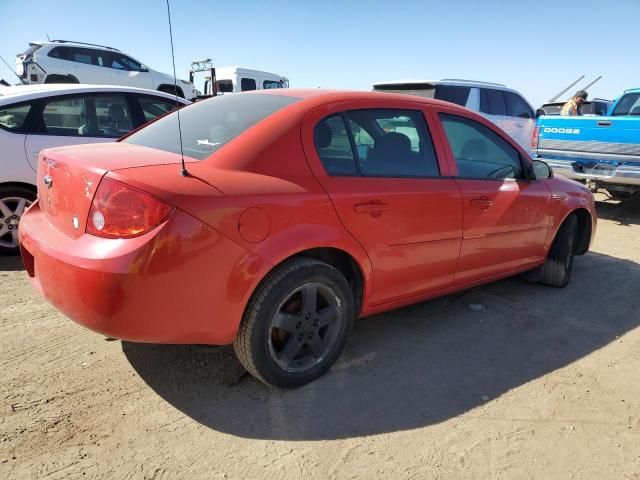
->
470, 197, 494, 209
354, 202, 390, 214
597, 121, 612, 126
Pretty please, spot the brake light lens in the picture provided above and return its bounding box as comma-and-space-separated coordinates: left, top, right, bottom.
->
86, 178, 174, 238
531, 126, 540, 149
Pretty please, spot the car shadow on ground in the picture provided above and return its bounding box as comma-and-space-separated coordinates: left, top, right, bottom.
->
595, 193, 640, 226
123, 250, 640, 440
0, 254, 24, 271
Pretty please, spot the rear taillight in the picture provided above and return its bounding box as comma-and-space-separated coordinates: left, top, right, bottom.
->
86, 178, 174, 239
531, 126, 540, 149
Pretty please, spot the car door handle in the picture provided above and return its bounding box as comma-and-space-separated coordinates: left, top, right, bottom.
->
354, 202, 390, 214
470, 197, 494, 209
597, 121, 612, 126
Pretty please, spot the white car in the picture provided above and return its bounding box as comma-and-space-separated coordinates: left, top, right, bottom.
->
16, 40, 199, 100
0, 84, 190, 254
373, 79, 535, 150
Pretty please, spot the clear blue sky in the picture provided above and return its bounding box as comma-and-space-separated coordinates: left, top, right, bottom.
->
1, 0, 638, 108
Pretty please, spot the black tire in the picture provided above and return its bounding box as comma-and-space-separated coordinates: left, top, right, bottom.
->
537, 214, 578, 288
44, 75, 78, 84
0, 185, 36, 256
233, 258, 354, 388
608, 190, 634, 200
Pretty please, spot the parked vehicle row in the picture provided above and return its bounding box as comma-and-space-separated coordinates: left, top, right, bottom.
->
16, 40, 199, 100
0, 84, 190, 254
373, 79, 536, 151
19, 90, 596, 388
533, 88, 640, 198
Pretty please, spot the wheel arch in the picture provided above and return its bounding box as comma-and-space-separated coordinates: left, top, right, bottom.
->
572, 208, 593, 256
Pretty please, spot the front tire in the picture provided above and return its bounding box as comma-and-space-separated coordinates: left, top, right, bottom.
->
0, 186, 36, 256
537, 214, 578, 288
233, 258, 354, 388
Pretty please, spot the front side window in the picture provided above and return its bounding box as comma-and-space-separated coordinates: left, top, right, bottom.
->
434, 85, 471, 107
0, 103, 33, 132
138, 96, 179, 122
263, 80, 283, 89
241, 78, 257, 91
505, 92, 533, 119
480, 89, 508, 116
124, 93, 300, 160
39, 94, 133, 138
439, 113, 523, 180
612, 93, 640, 116
110, 54, 143, 71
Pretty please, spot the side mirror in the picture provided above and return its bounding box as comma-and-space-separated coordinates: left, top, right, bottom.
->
532, 159, 553, 179
140, 65, 149, 72
536, 108, 546, 118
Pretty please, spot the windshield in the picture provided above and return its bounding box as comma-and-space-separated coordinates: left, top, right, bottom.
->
611, 93, 640, 116
124, 93, 300, 160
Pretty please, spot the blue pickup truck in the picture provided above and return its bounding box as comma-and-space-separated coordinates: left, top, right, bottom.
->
532, 88, 640, 199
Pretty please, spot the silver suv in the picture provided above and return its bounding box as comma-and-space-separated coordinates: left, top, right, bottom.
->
16, 40, 198, 100
373, 79, 535, 150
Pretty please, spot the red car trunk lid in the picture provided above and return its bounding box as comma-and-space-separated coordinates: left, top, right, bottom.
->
37, 143, 188, 239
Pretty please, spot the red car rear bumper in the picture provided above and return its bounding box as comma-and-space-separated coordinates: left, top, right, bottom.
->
19, 201, 271, 344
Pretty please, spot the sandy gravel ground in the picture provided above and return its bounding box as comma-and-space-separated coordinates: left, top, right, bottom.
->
1, 194, 639, 480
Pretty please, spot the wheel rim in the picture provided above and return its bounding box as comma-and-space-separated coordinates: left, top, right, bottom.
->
268, 282, 343, 374
0, 196, 32, 249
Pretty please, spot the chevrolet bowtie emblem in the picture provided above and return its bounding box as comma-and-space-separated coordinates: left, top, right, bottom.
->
43, 175, 53, 189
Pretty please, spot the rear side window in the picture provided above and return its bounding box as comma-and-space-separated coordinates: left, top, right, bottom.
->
480, 89, 508, 116
48, 47, 68, 60
67, 47, 96, 65
434, 85, 471, 107
39, 94, 133, 138
263, 80, 283, 89
241, 78, 257, 91
314, 115, 358, 176
314, 109, 440, 178
137, 96, 179, 122
216, 80, 233, 93
124, 93, 300, 160
439, 113, 523, 180
0, 103, 33, 132
504, 91, 533, 119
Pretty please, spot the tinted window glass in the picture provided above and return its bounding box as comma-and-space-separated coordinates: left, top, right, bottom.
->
48, 47, 67, 60
314, 115, 357, 176
505, 91, 533, 118
434, 85, 471, 107
138, 96, 178, 122
348, 109, 439, 177
110, 54, 142, 71
41, 95, 133, 138
0, 103, 32, 132
480, 89, 508, 116
216, 80, 233, 93
439, 113, 523, 180
263, 80, 283, 89
124, 94, 300, 160
241, 78, 257, 91
612, 93, 640, 116
67, 48, 95, 65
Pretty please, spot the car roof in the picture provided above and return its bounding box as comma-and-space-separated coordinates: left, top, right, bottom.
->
248, 88, 472, 110
30, 40, 120, 51
0, 84, 191, 105
373, 79, 507, 89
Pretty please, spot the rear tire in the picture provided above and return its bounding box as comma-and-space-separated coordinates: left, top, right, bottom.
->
537, 214, 578, 288
233, 258, 354, 388
0, 185, 36, 256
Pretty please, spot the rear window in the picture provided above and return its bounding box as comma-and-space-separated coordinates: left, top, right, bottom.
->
123, 93, 300, 160
612, 93, 640, 116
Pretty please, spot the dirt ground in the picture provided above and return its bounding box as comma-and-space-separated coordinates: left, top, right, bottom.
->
1, 193, 639, 480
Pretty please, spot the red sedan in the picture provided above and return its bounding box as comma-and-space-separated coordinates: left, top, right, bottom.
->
19, 90, 596, 388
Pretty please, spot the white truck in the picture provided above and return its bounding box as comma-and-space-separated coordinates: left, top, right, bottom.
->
189, 61, 289, 98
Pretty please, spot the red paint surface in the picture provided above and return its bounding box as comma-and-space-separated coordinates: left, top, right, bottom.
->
20, 90, 597, 344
